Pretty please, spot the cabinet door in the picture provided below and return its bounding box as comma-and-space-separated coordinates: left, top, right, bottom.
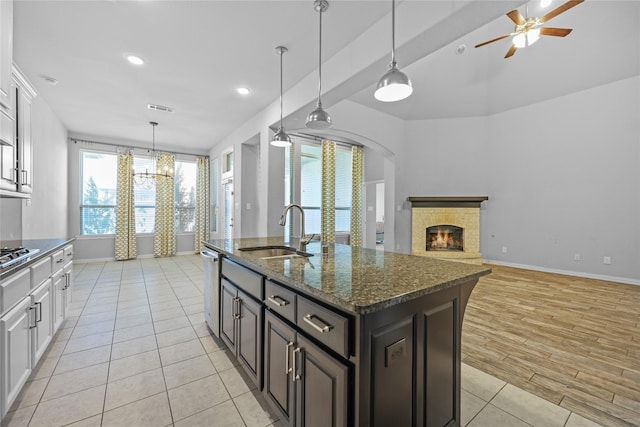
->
296, 335, 349, 427
0, 297, 32, 418
30, 279, 53, 365
0, 110, 16, 191
236, 288, 262, 388
0, 0, 12, 114
220, 279, 237, 352
15, 84, 32, 194
264, 311, 296, 426
52, 271, 66, 333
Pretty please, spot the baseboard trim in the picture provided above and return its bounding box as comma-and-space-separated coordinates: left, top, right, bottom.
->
483, 259, 640, 286
75, 251, 199, 264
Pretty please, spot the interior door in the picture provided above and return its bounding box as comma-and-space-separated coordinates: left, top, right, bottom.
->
223, 179, 234, 240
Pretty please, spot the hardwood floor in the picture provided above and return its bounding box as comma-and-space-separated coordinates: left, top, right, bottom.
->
462, 264, 640, 427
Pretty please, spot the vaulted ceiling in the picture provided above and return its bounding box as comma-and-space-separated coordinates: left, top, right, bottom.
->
13, 1, 639, 153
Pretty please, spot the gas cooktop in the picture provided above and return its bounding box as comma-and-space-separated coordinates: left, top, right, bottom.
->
0, 247, 41, 269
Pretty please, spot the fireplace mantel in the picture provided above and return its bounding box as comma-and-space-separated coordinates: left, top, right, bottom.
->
407, 196, 488, 208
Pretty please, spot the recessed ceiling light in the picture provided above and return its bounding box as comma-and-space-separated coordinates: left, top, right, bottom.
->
236, 87, 250, 96
126, 54, 145, 66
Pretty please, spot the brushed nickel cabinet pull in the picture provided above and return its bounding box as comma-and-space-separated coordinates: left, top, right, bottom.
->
293, 347, 302, 381
303, 314, 333, 333
285, 341, 294, 374
268, 295, 289, 307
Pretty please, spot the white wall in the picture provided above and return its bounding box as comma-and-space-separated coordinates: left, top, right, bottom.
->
484, 77, 639, 281
399, 77, 639, 282
22, 96, 69, 239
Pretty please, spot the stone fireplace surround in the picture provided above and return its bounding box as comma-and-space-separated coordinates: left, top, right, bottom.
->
408, 196, 488, 265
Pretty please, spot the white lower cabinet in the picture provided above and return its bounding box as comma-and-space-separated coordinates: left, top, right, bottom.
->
0, 297, 32, 418
0, 243, 73, 420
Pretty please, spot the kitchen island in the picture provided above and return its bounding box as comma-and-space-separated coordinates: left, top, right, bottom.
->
204, 237, 490, 427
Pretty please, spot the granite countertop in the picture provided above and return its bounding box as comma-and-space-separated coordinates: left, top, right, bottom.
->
204, 237, 491, 315
0, 238, 75, 281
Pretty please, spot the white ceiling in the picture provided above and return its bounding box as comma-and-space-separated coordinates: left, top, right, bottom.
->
13, 1, 639, 154
350, 0, 639, 120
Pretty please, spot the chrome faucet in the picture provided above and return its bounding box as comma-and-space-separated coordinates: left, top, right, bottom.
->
279, 204, 311, 252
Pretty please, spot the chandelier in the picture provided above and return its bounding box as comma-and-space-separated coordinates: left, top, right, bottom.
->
133, 121, 173, 189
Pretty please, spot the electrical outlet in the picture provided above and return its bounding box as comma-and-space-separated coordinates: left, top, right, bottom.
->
396, 244, 400, 250
501, 246, 508, 253
603, 256, 611, 265
574, 253, 581, 261
246, 203, 251, 210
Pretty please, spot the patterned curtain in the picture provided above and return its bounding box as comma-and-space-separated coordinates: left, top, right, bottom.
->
194, 156, 210, 253
321, 140, 336, 243
115, 151, 137, 260
350, 146, 363, 247
153, 153, 176, 257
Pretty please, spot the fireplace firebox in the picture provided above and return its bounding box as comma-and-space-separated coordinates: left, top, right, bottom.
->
426, 225, 463, 251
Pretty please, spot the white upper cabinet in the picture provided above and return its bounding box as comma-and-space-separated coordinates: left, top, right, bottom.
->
0, 0, 14, 116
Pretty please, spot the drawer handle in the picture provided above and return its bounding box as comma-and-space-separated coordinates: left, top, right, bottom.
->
303, 314, 333, 333
268, 295, 289, 307
56, 258, 64, 264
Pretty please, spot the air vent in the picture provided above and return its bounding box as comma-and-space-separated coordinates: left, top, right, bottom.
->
147, 104, 175, 113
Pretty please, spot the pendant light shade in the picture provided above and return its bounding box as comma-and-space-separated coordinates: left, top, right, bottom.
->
271, 46, 292, 147
306, 0, 332, 129
375, 0, 413, 102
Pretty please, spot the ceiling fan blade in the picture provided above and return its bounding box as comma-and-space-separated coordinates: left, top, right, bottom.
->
540, 0, 584, 23
504, 45, 518, 59
540, 27, 573, 37
474, 34, 513, 48
506, 9, 526, 25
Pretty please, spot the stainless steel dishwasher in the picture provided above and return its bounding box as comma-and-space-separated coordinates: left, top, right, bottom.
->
201, 249, 221, 338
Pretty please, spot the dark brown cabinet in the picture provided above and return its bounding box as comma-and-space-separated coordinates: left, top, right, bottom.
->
264, 311, 349, 427
220, 278, 262, 387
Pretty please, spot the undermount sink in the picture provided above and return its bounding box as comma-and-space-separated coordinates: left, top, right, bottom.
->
238, 246, 313, 260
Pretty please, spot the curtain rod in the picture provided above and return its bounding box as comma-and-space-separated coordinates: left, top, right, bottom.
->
290, 132, 363, 149
70, 137, 209, 158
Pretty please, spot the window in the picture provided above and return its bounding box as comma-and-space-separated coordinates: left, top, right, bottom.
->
296, 143, 352, 235
80, 149, 198, 235
80, 150, 117, 235
174, 160, 197, 233
133, 155, 156, 234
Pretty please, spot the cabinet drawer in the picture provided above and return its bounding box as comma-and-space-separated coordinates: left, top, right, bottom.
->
31, 256, 51, 288
297, 296, 349, 358
51, 250, 65, 273
222, 258, 263, 300
63, 245, 73, 260
1, 269, 30, 313
265, 280, 296, 323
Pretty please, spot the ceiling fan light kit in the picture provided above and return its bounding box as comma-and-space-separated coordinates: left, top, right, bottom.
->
375, 0, 412, 102
474, 0, 583, 58
306, 0, 332, 130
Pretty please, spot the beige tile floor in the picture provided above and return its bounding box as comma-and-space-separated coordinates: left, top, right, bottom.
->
1, 255, 604, 427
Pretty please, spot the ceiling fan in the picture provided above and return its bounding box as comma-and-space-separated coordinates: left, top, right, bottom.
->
475, 0, 584, 58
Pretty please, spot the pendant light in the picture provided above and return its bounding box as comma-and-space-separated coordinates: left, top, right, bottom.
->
374, 0, 413, 102
306, 0, 332, 129
271, 46, 292, 147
